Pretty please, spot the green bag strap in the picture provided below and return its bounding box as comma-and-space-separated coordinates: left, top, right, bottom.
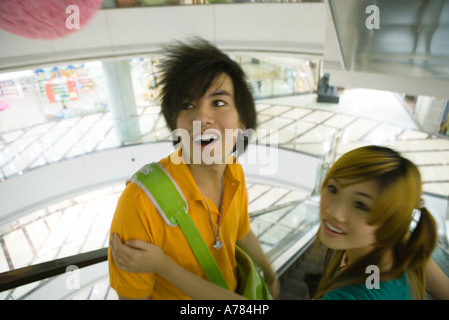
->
127, 162, 229, 290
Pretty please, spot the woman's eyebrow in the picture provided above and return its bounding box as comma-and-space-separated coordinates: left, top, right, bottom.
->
355, 192, 374, 200
330, 178, 374, 200
329, 178, 340, 184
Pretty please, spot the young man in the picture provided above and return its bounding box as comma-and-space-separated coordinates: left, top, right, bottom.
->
108, 38, 279, 300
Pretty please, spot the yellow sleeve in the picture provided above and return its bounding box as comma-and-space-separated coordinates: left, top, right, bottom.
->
236, 166, 251, 241
108, 183, 156, 299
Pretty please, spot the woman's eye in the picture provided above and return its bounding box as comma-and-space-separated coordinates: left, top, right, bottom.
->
327, 184, 337, 194
354, 201, 370, 211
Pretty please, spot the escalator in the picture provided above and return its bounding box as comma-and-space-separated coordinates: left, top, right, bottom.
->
0, 194, 448, 300
279, 241, 325, 300
249, 196, 324, 300
0, 196, 322, 299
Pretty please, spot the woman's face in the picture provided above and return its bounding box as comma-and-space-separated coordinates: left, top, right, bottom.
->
175, 73, 244, 165
319, 178, 381, 258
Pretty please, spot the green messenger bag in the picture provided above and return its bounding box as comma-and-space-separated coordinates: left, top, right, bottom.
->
127, 162, 273, 300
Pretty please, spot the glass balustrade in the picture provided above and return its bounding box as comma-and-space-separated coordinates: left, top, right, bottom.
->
0, 194, 321, 300
2, 189, 445, 299
0, 55, 320, 182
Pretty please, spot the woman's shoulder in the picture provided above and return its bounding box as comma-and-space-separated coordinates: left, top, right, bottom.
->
321, 273, 411, 300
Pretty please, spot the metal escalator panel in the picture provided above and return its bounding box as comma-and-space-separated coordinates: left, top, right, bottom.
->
328, 0, 449, 80
250, 196, 321, 274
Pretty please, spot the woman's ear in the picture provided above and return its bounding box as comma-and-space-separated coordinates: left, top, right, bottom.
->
239, 122, 247, 133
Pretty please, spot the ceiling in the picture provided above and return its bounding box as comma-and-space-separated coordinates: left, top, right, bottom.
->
328, 0, 449, 81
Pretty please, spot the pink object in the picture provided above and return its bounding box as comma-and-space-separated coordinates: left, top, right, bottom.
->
0, 100, 9, 111
0, 0, 103, 39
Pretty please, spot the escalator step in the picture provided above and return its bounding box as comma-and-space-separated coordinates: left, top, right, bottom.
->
296, 261, 321, 273
287, 268, 306, 282
279, 291, 302, 301
303, 272, 322, 298
280, 278, 309, 300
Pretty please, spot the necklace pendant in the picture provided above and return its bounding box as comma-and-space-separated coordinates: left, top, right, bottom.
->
213, 238, 223, 250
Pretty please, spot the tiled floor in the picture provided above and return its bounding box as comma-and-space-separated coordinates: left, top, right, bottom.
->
1, 89, 448, 299
2, 91, 448, 196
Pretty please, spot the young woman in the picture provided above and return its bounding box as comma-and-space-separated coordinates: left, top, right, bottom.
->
314, 145, 438, 299
111, 146, 448, 300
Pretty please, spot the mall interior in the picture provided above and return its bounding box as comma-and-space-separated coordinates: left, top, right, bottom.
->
0, 0, 448, 300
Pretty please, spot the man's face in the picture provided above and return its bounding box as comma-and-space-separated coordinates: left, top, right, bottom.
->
174, 73, 245, 165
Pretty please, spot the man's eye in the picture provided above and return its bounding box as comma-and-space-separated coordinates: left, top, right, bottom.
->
181, 103, 194, 110
213, 100, 226, 107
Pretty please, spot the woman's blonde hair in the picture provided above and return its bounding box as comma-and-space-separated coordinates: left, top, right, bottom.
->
314, 145, 437, 299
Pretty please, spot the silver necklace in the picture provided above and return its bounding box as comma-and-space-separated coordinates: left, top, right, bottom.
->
203, 195, 223, 249
201, 178, 224, 250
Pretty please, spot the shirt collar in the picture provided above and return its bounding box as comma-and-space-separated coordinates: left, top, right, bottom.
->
164, 151, 242, 204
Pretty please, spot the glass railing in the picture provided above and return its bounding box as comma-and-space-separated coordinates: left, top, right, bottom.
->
0, 196, 321, 300
1, 124, 448, 298
1, 99, 448, 256
251, 197, 320, 270
0, 55, 319, 182
1, 191, 446, 299
423, 192, 449, 253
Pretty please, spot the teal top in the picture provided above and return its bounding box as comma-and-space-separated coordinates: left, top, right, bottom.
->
320, 273, 412, 300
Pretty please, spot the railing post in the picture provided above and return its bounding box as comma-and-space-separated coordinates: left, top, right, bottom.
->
311, 129, 343, 197
442, 200, 449, 252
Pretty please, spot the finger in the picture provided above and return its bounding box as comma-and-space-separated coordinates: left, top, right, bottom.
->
111, 233, 120, 247
113, 236, 135, 260
111, 246, 124, 270
113, 234, 137, 252
112, 234, 123, 255
111, 236, 122, 261
111, 235, 132, 265
111, 235, 137, 272
112, 247, 129, 272
125, 239, 149, 250
115, 238, 148, 267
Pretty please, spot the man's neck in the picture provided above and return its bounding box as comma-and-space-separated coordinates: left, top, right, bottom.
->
187, 163, 226, 209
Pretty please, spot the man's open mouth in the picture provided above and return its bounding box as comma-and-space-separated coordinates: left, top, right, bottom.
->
194, 133, 220, 146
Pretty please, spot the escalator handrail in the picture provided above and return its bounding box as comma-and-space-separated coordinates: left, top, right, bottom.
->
249, 195, 318, 219
0, 247, 108, 292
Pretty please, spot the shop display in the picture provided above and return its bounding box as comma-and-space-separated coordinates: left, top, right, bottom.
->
35, 65, 98, 104
130, 58, 159, 106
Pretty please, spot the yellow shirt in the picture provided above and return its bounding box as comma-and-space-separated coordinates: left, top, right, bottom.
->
108, 153, 250, 299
